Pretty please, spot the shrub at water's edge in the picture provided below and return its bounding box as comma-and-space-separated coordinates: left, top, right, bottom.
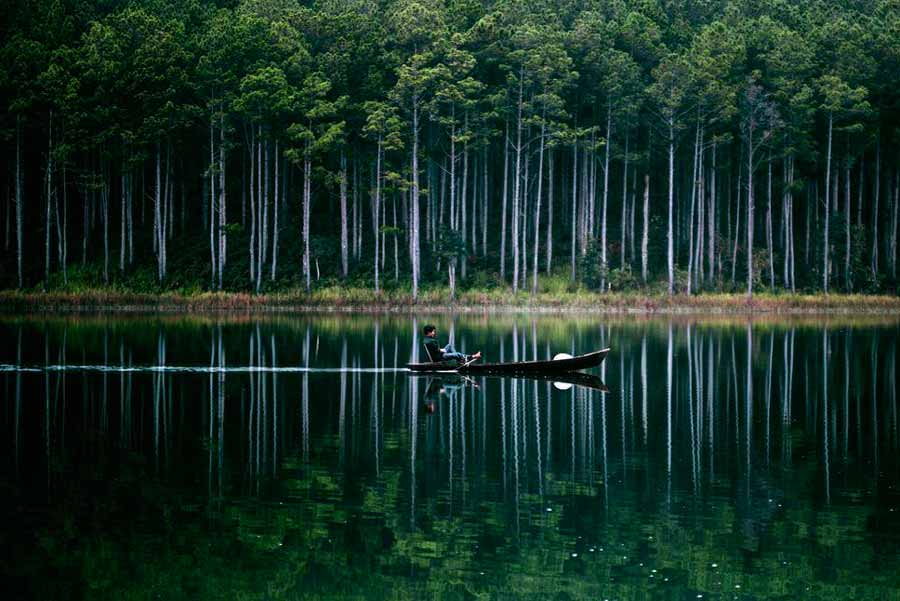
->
2, 286, 899, 313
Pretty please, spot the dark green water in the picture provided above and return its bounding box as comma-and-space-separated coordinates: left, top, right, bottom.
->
1, 314, 899, 600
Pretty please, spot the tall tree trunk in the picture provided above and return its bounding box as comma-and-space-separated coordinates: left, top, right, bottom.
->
890, 171, 900, 279
303, 145, 311, 293
393, 193, 399, 281
630, 162, 637, 268
512, 74, 523, 293
461, 114, 469, 281
4, 168, 9, 251
731, 145, 742, 287
355, 159, 362, 262
209, 117, 216, 288
249, 127, 256, 285
621, 132, 629, 270
767, 155, 774, 289
340, 150, 348, 278
747, 131, 755, 298
546, 148, 554, 273
824, 114, 832, 294
61, 156, 67, 283
260, 136, 269, 290
501, 120, 509, 279
709, 143, 717, 286
520, 124, 530, 292
374, 141, 382, 293
642, 173, 649, 284
45, 111, 53, 289
570, 133, 578, 282
120, 163, 126, 274
448, 116, 457, 295
532, 118, 545, 296
600, 104, 611, 289
271, 139, 279, 283
667, 119, 675, 296
482, 146, 488, 257
82, 170, 89, 267
784, 155, 796, 292
219, 115, 226, 289
872, 138, 880, 278
411, 94, 421, 301
155, 144, 162, 283
686, 120, 699, 295
844, 153, 851, 291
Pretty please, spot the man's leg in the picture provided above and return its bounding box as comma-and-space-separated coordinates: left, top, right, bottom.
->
442, 343, 466, 362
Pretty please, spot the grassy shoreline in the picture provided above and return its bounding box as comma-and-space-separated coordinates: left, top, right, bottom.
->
1, 287, 899, 314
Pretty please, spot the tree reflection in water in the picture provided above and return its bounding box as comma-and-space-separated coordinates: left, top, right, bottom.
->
1, 314, 899, 599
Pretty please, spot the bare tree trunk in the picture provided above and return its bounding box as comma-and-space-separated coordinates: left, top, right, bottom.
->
512, 74, 523, 293
667, 119, 675, 296
731, 146, 742, 287
120, 164, 126, 274
630, 163, 637, 268
271, 139, 280, 282
61, 157, 68, 283
249, 127, 256, 285
570, 134, 578, 282
45, 111, 54, 289
709, 143, 716, 286
155, 143, 163, 283
340, 150, 348, 278
501, 120, 509, 280
642, 173, 649, 284
482, 146, 488, 257
892, 171, 899, 278
686, 120, 699, 295
784, 155, 796, 292
411, 95, 421, 301
260, 136, 269, 290
4, 168, 9, 251
219, 114, 226, 289
448, 117, 457, 293
747, 132, 755, 298
532, 118, 545, 296
209, 117, 216, 288
374, 142, 382, 293
600, 105, 611, 289
872, 139, 880, 278
520, 124, 530, 292
857, 156, 864, 226
844, 154, 851, 291
546, 148, 554, 273
621, 132, 628, 270
767, 155, 774, 289
393, 193, 399, 281
471, 151, 477, 257
303, 145, 311, 293
824, 114, 832, 294
461, 115, 469, 281
356, 159, 363, 262
82, 169, 89, 267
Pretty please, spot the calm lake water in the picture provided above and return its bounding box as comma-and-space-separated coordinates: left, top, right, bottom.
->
1, 313, 899, 600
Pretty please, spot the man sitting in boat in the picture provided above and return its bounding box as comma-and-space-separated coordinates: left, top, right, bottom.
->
423, 324, 481, 363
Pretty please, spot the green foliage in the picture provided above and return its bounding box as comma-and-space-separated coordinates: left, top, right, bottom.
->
2, 0, 900, 298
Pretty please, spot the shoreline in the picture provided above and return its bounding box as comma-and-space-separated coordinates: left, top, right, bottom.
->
2, 289, 899, 315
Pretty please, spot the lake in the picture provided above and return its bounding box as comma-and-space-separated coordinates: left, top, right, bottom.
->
1, 313, 899, 600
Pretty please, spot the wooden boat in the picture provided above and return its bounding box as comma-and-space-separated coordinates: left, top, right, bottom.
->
406, 348, 609, 375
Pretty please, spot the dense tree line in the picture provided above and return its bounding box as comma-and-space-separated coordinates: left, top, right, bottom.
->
2, 0, 900, 297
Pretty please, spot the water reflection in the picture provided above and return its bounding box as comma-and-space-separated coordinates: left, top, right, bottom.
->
1, 315, 900, 599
